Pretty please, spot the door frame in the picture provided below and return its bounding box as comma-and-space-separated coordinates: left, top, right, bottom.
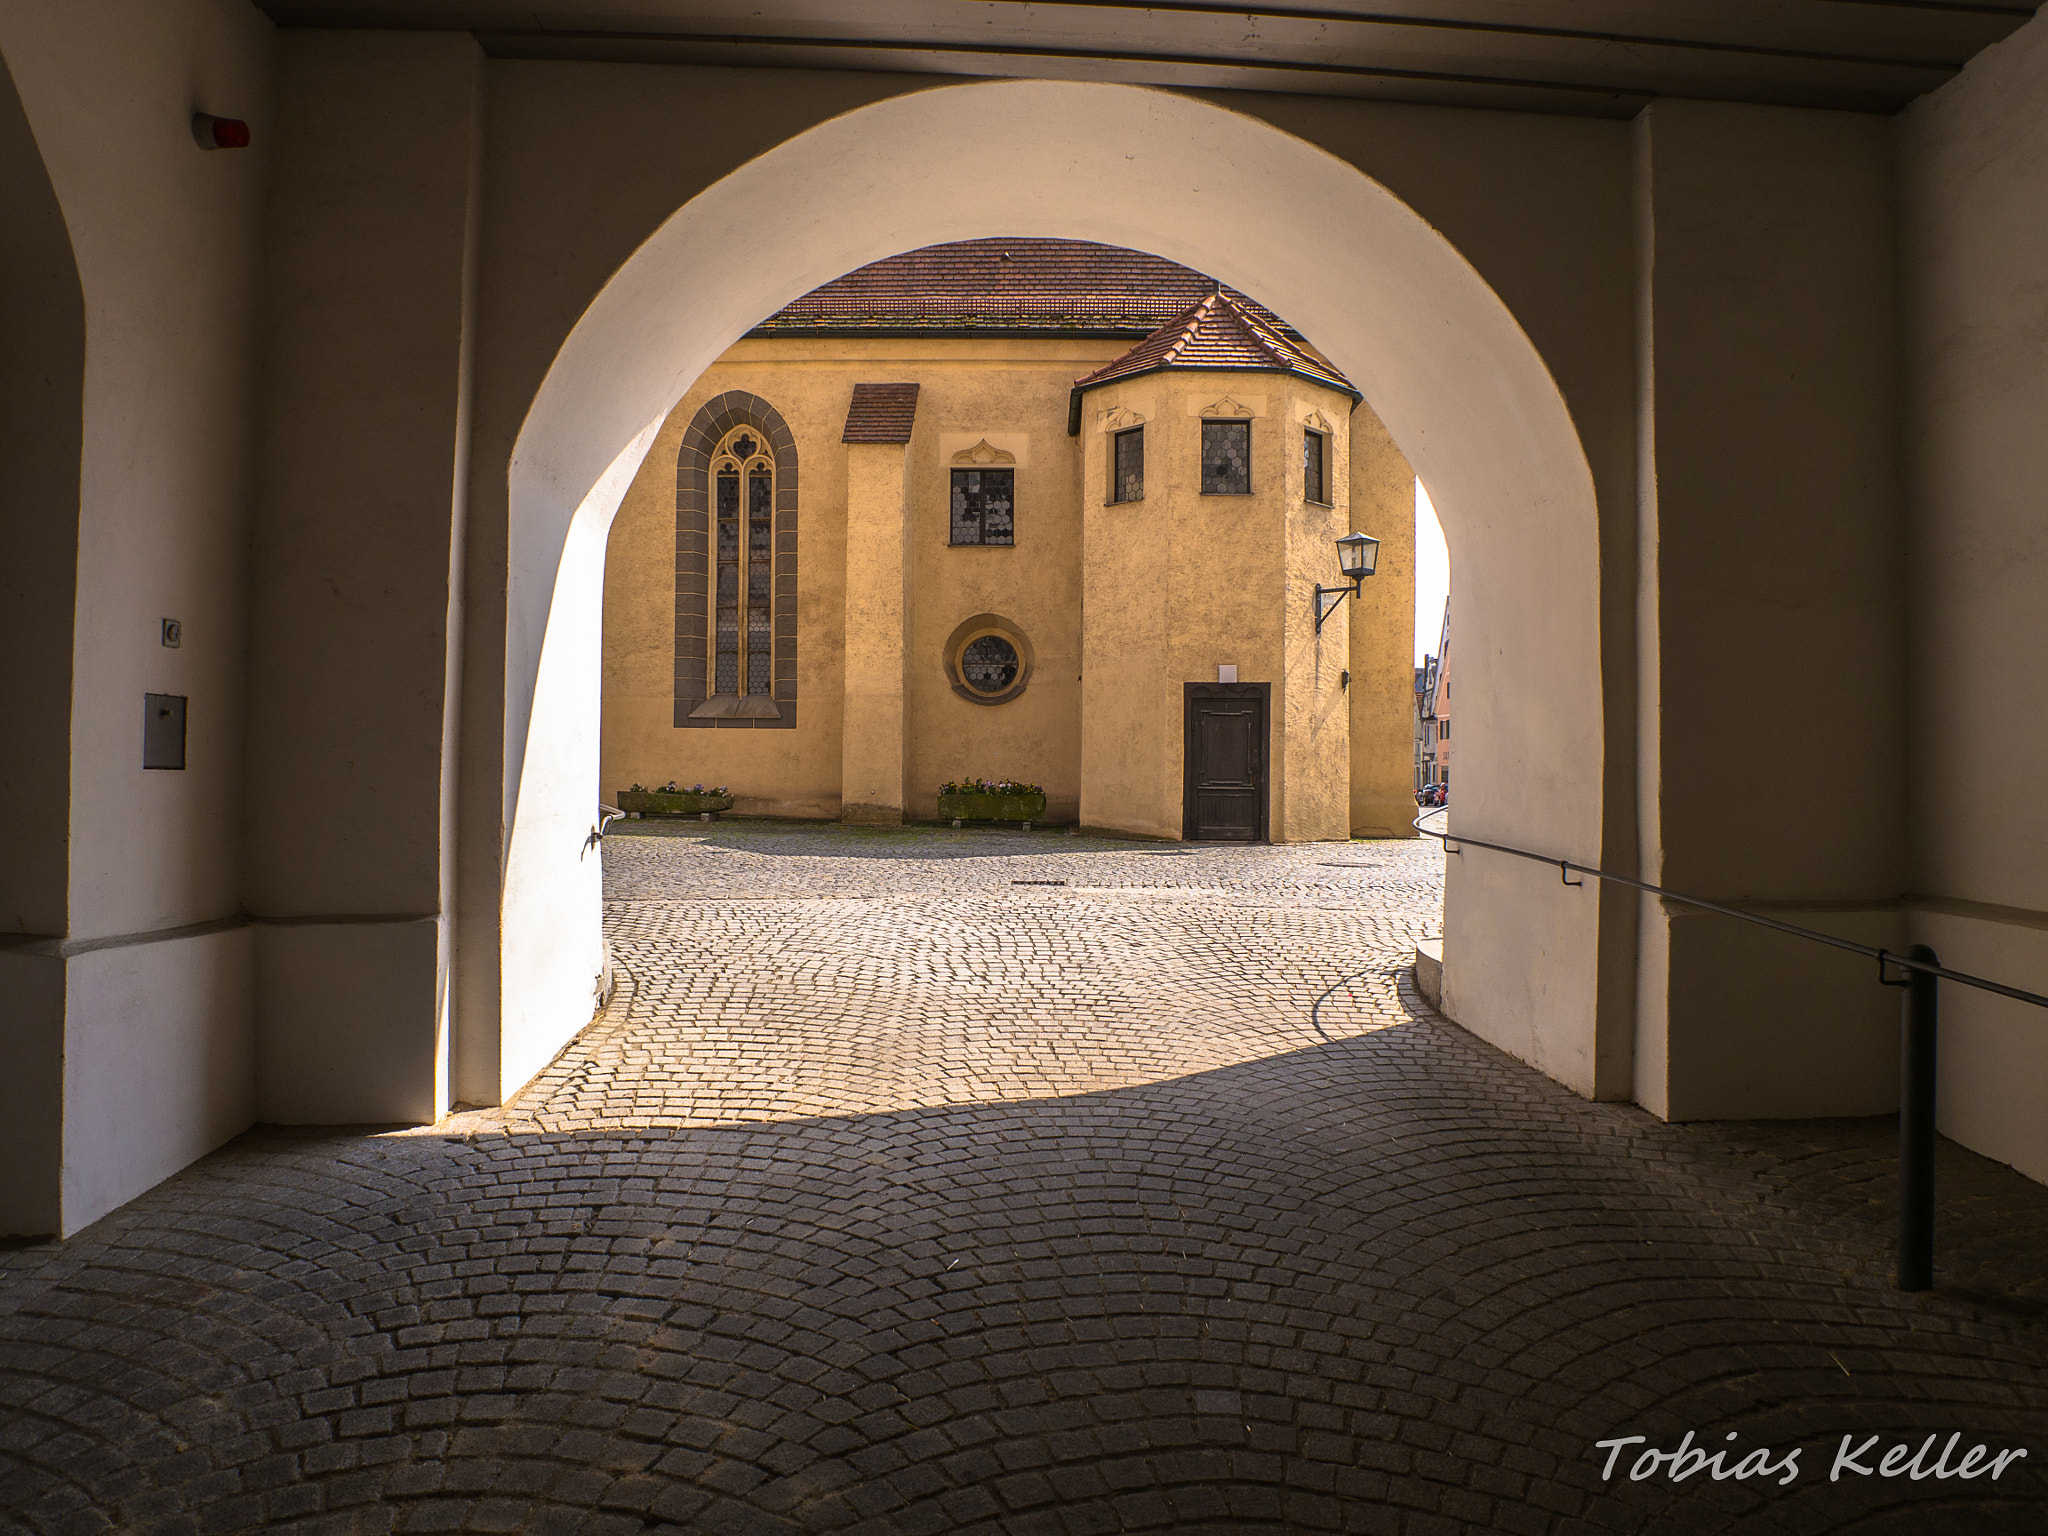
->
1182, 681, 1271, 843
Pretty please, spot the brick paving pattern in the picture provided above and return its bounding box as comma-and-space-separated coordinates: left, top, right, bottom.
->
2, 821, 2045, 1536
508, 826, 1445, 1129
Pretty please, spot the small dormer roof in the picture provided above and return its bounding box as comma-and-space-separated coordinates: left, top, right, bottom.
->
1071, 287, 1359, 405
842, 382, 921, 443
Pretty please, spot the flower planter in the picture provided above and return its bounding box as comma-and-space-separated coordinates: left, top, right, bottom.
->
938, 791, 1046, 823
616, 790, 735, 818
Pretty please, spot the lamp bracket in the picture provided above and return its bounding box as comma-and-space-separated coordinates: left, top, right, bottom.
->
1313, 576, 1362, 632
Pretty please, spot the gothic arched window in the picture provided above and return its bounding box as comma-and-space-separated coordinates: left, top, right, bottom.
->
712, 427, 776, 698
675, 393, 797, 728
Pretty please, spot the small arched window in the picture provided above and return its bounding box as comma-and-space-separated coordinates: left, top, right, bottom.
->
711, 427, 776, 698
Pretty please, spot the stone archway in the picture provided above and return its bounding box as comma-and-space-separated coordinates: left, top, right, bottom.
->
500, 79, 1606, 1101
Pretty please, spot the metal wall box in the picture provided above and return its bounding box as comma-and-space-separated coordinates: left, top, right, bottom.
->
144, 693, 186, 769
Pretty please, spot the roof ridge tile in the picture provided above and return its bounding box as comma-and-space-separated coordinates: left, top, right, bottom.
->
751, 236, 1311, 341
1070, 286, 1357, 400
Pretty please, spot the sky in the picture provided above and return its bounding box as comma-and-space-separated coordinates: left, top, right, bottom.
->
1414, 478, 1450, 667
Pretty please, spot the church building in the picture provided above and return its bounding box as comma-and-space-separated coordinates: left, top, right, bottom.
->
601, 239, 1419, 840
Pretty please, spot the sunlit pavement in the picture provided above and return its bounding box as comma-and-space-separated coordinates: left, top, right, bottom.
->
2, 822, 2044, 1535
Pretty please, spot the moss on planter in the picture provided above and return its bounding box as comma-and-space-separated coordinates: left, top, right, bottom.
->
937, 791, 1047, 823
616, 790, 735, 818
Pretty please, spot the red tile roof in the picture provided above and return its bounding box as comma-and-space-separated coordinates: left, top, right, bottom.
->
1072, 288, 1358, 400
842, 382, 921, 443
756, 237, 1301, 338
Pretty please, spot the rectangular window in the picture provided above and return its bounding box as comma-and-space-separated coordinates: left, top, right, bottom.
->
1200, 420, 1251, 494
950, 468, 1015, 545
1112, 427, 1144, 503
1303, 428, 1326, 504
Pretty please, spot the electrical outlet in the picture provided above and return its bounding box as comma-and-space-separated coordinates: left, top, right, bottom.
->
161, 618, 182, 648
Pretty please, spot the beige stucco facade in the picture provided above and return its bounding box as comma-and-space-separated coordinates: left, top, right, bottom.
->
1075, 373, 1361, 842
1349, 409, 1427, 838
601, 336, 1415, 840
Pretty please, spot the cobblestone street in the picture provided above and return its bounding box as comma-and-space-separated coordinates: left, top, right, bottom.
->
3, 823, 2047, 1535
503, 824, 1448, 1130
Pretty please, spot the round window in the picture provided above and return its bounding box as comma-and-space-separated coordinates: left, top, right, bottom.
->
944, 613, 1033, 705
960, 634, 1020, 695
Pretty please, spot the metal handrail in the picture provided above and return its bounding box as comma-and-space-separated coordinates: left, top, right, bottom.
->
585, 804, 625, 854
1413, 811, 2048, 1010
1412, 808, 2047, 1292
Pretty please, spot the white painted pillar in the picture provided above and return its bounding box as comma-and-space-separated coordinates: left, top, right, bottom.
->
245, 33, 486, 1122
1632, 101, 1905, 1120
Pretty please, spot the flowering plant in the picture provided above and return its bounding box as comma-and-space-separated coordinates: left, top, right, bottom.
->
940, 777, 1043, 796
628, 781, 729, 796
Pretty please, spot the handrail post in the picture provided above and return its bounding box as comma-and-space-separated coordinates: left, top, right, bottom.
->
1897, 942, 1940, 1292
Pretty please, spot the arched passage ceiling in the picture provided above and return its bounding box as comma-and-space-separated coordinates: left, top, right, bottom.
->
262, 0, 2038, 117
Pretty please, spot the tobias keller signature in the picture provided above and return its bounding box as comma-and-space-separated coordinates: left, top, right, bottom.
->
1596, 1432, 2029, 1486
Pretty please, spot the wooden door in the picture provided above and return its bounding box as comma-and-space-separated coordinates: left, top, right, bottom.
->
1184, 683, 1269, 841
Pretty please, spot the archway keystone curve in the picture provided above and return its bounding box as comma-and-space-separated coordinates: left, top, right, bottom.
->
503, 78, 1605, 1100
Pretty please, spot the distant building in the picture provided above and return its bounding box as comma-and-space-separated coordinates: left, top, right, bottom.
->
1415, 655, 1436, 791
1413, 663, 1428, 791
1418, 599, 1450, 794
602, 237, 1422, 841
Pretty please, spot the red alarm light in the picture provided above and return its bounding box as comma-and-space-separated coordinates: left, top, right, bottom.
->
192, 113, 250, 151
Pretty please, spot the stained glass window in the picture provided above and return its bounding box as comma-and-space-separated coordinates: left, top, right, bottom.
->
1113, 427, 1144, 503
1303, 428, 1326, 504
714, 469, 740, 694
961, 634, 1020, 694
711, 426, 777, 700
747, 466, 773, 695
950, 468, 1015, 545
1201, 420, 1251, 494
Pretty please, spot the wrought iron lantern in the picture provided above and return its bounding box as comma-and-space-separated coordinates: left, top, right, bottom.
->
1314, 532, 1381, 631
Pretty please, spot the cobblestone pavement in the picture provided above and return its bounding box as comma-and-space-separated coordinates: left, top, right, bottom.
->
2, 822, 2046, 1536
505, 824, 1449, 1130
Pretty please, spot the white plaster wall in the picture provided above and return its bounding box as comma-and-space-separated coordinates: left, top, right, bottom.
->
0, 954, 64, 1233
1630, 100, 1906, 1122
245, 30, 483, 1125
256, 919, 441, 1122
499, 429, 655, 1097
1898, 9, 2048, 1181
0, 0, 270, 939
1909, 910, 2048, 1184
246, 31, 480, 918
0, 0, 272, 1232
63, 930, 254, 1232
